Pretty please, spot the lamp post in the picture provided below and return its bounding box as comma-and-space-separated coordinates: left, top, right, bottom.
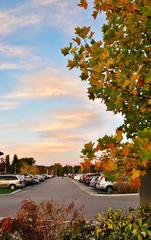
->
0, 152, 4, 156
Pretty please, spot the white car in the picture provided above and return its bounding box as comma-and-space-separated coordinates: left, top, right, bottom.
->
95, 175, 116, 193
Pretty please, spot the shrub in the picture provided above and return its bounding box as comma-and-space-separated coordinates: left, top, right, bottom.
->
0, 199, 94, 240
96, 206, 151, 240
0, 201, 150, 239
116, 181, 138, 193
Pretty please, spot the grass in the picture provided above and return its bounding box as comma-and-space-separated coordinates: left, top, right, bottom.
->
0, 188, 16, 194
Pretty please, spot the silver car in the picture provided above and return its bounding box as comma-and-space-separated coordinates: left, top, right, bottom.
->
0, 174, 25, 189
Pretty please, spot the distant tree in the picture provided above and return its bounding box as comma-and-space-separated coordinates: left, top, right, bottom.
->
0, 157, 5, 173
54, 163, 63, 176
11, 154, 20, 174
19, 157, 35, 166
5, 154, 11, 173
73, 165, 81, 173
20, 163, 38, 175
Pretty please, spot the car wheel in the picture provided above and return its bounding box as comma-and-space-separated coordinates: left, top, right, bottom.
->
106, 186, 113, 193
10, 184, 16, 190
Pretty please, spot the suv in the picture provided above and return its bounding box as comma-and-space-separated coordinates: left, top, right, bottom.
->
95, 175, 116, 193
0, 174, 25, 189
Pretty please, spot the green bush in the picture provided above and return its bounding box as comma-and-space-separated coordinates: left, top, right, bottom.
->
96, 206, 151, 240
0, 200, 150, 239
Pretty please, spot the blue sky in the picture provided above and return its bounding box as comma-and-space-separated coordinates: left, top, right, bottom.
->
0, 0, 123, 166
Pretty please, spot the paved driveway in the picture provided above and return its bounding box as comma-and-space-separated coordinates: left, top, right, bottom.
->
0, 177, 139, 220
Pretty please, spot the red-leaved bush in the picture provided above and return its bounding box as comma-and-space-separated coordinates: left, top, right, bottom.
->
0, 199, 94, 240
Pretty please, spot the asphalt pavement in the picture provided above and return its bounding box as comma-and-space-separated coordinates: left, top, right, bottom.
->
0, 177, 139, 220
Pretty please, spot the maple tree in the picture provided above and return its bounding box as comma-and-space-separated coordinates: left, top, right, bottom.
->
62, 0, 151, 188
62, 0, 151, 137
80, 141, 96, 172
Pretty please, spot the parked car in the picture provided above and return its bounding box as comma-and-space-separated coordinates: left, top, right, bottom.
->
32, 177, 40, 184
74, 174, 83, 181
23, 174, 33, 185
82, 173, 101, 184
95, 175, 116, 193
0, 174, 25, 189
85, 173, 101, 185
89, 175, 100, 187
35, 175, 45, 181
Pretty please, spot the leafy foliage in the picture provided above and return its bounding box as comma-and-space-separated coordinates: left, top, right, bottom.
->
96, 206, 151, 240
62, 0, 151, 186
0, 201, 150, 240
0, 200, 94, 240
62, 0, 151, 137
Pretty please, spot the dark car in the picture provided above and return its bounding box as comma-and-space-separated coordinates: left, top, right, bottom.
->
83, 173, 101, 184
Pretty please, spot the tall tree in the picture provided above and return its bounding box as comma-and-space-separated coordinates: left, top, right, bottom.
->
11, 154, 20, 174
62, 0, 151, 204
62, 0, 150, 136
5, 154, 11, 173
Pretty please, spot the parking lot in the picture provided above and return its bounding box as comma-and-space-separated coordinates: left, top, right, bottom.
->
0, 176, 139, 220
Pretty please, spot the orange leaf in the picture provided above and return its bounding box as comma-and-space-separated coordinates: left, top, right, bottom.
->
131, 178, 141, 188
129, 3, 137, 12
131, 169, 140, 180
140, 107, 146, 113
78, 0, 88, 9
132, 89, 138, 95
73, 37, 81, 45
123, 146, 130, 157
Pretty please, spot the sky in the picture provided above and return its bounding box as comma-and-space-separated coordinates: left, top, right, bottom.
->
0, 0, 124, 166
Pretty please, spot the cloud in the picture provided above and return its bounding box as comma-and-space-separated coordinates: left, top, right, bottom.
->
0, 10, 42, 36
0, 100, 19, 110
2, 68, 86, 101
0, 0, 85, 37
32, 0, 57, 6
0, 44, 29, 58
0, 62, 21, 70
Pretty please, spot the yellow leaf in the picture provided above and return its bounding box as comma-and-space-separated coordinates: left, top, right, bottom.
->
115, 129, 123, 142
131, 169, 140, 180
141, 160, 148, 168
106, 59, 114, 67
67, 59, 76, 70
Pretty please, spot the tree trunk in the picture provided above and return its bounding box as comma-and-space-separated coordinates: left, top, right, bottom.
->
139, 169, 151, 206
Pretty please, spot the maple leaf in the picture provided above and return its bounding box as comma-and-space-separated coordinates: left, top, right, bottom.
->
131, 169, 140, 180
115, 129, 123, 142
131, 178, 141, 188
132, 89, 138, 95
72, 37, 81, 45
78, 0, 88, 9
137, 79, 144, 87
67, 59, 76, 70
123, 146, 130, 157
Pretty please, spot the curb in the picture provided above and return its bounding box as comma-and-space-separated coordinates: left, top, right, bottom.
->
71, 179, 139, 197
0, 189, 21, 196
